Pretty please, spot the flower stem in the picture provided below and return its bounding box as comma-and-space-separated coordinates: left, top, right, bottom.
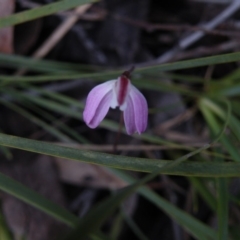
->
113, 112, 124, 153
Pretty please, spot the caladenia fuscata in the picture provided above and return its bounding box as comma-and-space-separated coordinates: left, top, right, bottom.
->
83, 67, 148, 135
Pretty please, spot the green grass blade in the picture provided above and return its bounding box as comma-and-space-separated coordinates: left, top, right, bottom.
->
201, 99, 240, 142
220, 68, 240, 83
0, 54, 78, 74
20, 83, 85, 109
0, 99, 74, 143
1, 52, 240, 82
89, 232, 114, 240
199, 98, 240, 162
209, 83, 240, 97
138, 51, 240, 74
159, 72, 204, 83
65, 136, 221, 240
199, 99, 230, 238
0, 145, 12, 160
0, 132, 240, 176
0, 132, 239, 176
0, 207, 12, 240
0, 172, 79, 227
0, 128, 12, 159
109, 212, 123, 240
63, 184, 138, 240
189, 177, 216, 211
0, 0, 96, 29
0, 53, 99, 73
19, 98, 89, 143
111, 169, 216, 240
217, 178, 228, 240
31, 110, 89, 144
121, 210, 149, 240
133, 79, 199, 97
2, 87, 88, 143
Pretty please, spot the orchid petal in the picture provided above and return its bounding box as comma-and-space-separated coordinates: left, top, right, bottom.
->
87, 91, 113, 128
110, 84, 118, 109
129, 85, 148, 134
83, 74, 148, 135
123, 96, 137, 135
83, 80, 115, 128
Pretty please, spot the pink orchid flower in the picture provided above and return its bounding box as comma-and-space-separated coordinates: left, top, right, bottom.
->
83, 70, 148, 135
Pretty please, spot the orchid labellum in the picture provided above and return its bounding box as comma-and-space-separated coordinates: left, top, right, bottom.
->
83, 68, 148, 135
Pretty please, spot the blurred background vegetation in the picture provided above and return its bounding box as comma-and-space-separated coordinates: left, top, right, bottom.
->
1, 0, 240, 239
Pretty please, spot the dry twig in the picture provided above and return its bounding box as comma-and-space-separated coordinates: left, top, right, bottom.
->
136, 0, 240, 66
15, 3, 92, 75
